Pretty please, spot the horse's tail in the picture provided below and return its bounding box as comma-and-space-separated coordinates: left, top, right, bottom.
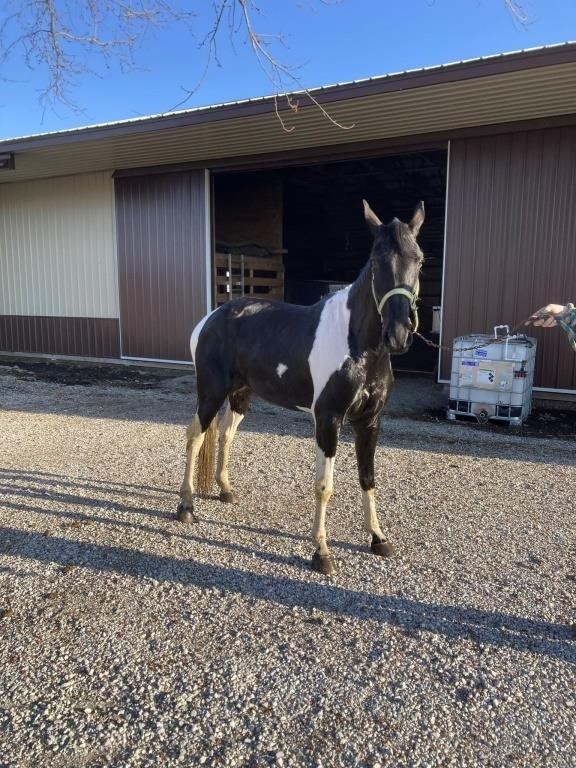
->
196, 418, 218, 495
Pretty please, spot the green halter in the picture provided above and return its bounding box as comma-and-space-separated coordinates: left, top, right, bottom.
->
371, 274, 420, 334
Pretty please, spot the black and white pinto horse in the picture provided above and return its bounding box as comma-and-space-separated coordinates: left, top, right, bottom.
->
177, 201, 425, 575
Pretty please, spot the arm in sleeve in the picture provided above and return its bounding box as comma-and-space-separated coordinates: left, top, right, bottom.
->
556, 304, 576, 351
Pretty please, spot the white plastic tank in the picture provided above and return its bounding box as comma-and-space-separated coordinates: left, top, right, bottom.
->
447, 326, 537, 426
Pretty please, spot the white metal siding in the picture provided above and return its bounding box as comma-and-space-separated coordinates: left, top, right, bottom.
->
0, 172, 118, 318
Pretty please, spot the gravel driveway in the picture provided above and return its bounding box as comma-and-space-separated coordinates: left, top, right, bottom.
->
0, 369, 574, 768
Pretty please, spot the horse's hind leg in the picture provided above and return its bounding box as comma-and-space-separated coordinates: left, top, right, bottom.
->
216, 386, 251, 504
177, 389, 228, 524
352, 415, 394, 557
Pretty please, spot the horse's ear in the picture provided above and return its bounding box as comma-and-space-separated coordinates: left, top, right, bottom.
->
363, 199, 382, 236
409, 201, 425, 236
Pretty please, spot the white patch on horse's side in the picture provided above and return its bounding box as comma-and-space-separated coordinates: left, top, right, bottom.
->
235, 303, 266, 318
308, 287, 352, 408
276, 363, 288, 378
190, 308, 218, 365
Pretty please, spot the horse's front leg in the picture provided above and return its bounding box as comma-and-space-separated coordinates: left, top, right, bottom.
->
311, 414, 340, 576
352, 415, 394, 557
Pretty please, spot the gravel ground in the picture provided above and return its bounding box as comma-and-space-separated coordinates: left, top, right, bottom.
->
0, 368, 574, 768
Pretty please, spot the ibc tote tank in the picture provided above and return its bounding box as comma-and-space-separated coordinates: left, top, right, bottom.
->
447, 326, 537, 426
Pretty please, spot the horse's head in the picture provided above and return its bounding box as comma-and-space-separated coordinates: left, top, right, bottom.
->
363, 200, 425, 354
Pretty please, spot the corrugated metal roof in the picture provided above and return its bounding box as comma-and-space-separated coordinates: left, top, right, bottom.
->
3, 41, 575, 145
2, 42, 576, 183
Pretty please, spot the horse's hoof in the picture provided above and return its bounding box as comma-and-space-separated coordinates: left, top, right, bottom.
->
312, 549, 336, 576
219, 490, 234, 504
370, 536, 394, 557
176, 503, 198, 524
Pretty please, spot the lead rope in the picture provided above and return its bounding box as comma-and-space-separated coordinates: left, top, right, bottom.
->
371, 272, 535, 352
413, 318, 535, 353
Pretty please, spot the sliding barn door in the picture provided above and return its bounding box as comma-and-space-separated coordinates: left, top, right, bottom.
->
115, 170, 211, 361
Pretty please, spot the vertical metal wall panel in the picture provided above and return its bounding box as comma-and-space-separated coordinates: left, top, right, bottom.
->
442, 126, 576, 391
0, 172, 118, 318
0, 315, 120, 357
115, 170, 209, 361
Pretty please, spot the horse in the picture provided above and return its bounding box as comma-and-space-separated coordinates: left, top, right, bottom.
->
177, 200, 425, 575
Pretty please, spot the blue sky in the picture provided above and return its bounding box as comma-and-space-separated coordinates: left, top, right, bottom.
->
1, 0, 575, 139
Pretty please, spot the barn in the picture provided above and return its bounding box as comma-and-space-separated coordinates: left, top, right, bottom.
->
1, 43, 576, 398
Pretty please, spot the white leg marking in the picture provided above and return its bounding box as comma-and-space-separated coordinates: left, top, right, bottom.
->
216, 404, 244, 494
362, 488, 385, 540
180, 414, 205, 505
312, 446, 335, 557
276, 363, 288, 378
308, 286, 352, 408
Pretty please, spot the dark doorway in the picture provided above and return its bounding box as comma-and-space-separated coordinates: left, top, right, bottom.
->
214, 148, 447, 373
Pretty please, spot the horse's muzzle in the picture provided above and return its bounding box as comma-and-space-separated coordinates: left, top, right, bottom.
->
384, 323, 413, 354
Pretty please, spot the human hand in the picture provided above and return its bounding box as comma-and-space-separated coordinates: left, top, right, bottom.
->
526, 303, 572, 328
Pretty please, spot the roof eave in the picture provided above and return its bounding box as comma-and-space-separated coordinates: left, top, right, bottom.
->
2, 41, 576, 153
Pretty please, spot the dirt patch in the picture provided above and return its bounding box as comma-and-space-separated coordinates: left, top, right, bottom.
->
419, 407, 576, 440
0, 361, 176, 389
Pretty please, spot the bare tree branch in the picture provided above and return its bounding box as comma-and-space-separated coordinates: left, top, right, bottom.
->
236, 0, 355, 132
0, 1, 535, 129
503, 0, 531, 27
171, 1, 353, 132
0, 1, 197, 110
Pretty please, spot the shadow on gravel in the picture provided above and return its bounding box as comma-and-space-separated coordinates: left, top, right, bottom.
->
0, 468, 175, 497
1, 526, 574, 665
0, 497, 306, 572
1, 467, 575, 571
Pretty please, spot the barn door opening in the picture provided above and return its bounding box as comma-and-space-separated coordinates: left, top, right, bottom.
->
115, 169, 211, 362
213, 149, 447, 374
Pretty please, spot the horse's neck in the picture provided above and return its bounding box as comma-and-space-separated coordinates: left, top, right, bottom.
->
348, 264, 385, 355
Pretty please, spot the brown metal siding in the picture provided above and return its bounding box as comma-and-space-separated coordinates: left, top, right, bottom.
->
442, 127, 576, 391
116, 171, 209, 361
0, 316, 120, 358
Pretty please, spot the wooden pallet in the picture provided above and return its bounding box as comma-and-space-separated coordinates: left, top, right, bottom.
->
214, 252, 284, 306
